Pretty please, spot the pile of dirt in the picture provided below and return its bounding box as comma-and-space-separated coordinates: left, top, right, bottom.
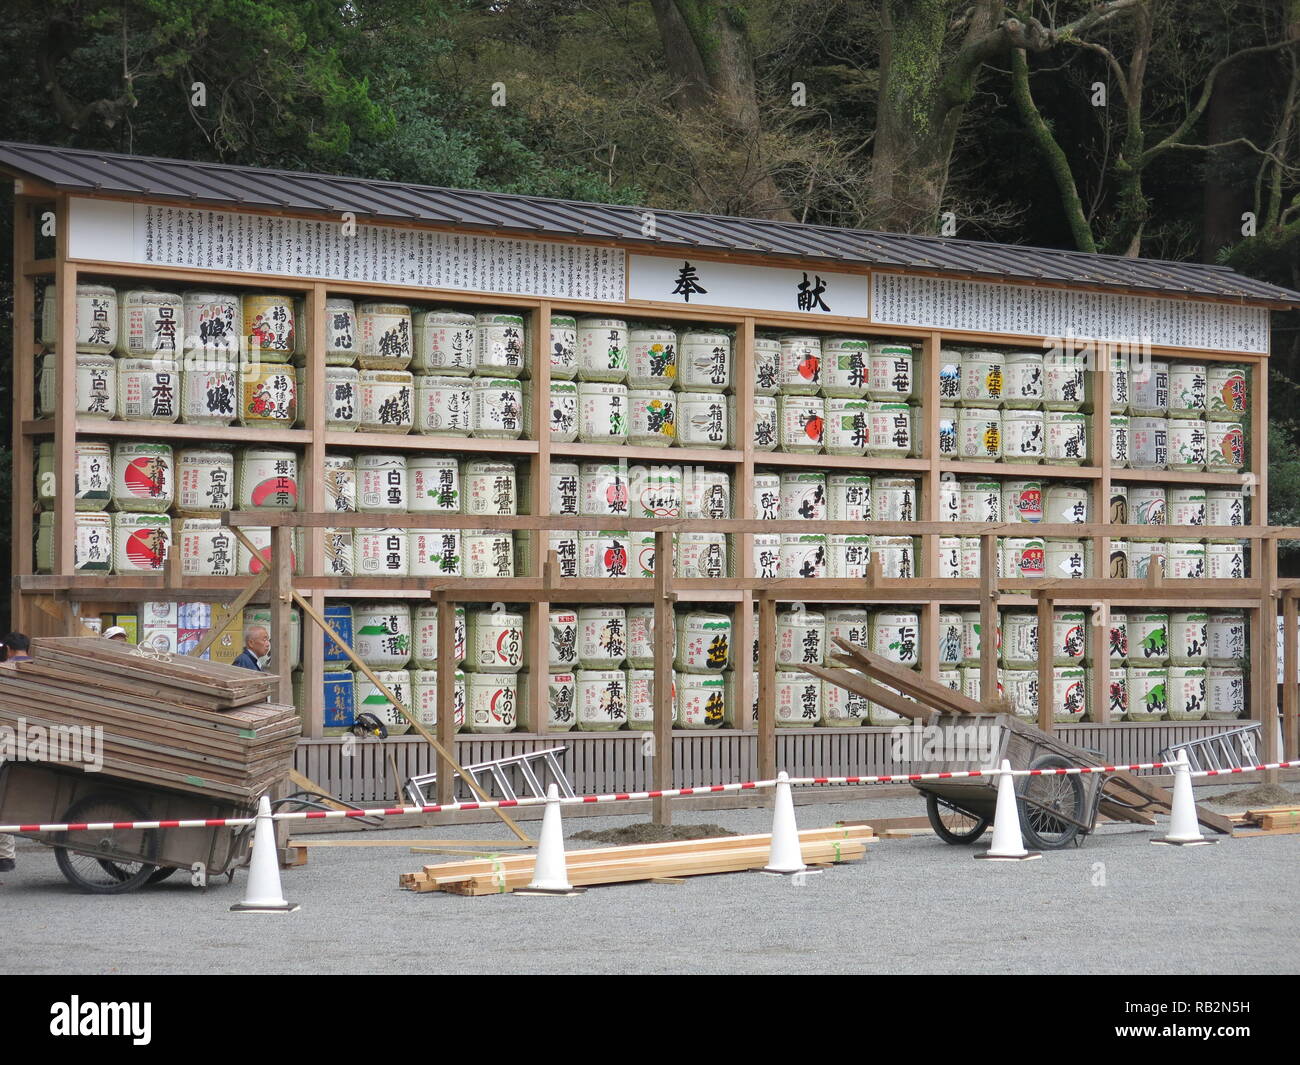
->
569, 823, 739, 845
1202, 783, 1299, 809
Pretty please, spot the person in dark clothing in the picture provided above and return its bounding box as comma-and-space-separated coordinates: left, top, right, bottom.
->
232, 625, 269, 672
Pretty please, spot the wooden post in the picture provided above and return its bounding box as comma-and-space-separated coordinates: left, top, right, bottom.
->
436, 595, 457, 804
1037, 591, 1054, 733
757, 593, 776, 780
736, 316, 756, 764
1284, 588, 1298, 762
979, 532, 999, 701
528, 302, 552, 734
652, 527, 674, 825
1255, 535, 1279, 781
301, 283, 328, 737
1091, 340, 1113, 726
1091, 601, 1110, 723
269, 525, 294, 706
11, 197, 38, 618
53, 195, 77, 576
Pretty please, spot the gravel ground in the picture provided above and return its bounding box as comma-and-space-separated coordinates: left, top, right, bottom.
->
1, 785, 1295, 975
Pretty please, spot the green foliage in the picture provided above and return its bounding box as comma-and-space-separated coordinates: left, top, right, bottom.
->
1268, 419, 1300, 568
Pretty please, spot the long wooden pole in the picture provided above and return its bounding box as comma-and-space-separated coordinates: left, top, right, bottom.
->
185, 569, 270, 658
652, 527, 674, 825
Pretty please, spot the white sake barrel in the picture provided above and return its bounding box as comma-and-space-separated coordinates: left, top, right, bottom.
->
1001, 611, 1039, 669
777, 394, 824, 452
753, 336, 781, 394
1043, 485, 1089, 525
116, 358, 180, 422
674, 611, 731, 674
35, 511, 112, 574
1110, 413, 1130, 467
241, 294, 295, 361
937, 536, 961, 579
1129, 416, 1169, 470
939, 668, 962, 695
580, 461, 630, 518
412, 670, 466, 731
577, 606, 628, 669
678, 331, 731, 391
873, 535, 916, 578
236, 447, 298, 511
112, 441, 174, 512
1129, 540, 1167, 580
1129, 612, 1170, 664
626, 606, 655, 669
1100, 667, 1127, 719
1207, 365, 1248, 420
413, 309, 475, 374
866, 401, 912, 456
1044, 411, 1087, 463
872, 611, 920, 667
1131, 359, 1170, 415
1129, 485, 1167, 526
238, 364, 297, 425
464, 459, 516, 516
677, 532, 727, 578
357, 369, 414, 433
1043, 351, 1085, 410
676, 673, 726, 730
1206, 666, 1246, 719
547, 315, 578, 379
872, 477, 918, 523
578, 381, 628, 443
323, 529, 352, 575
774, 671, 821, 728
1206, 540, 1246, 579
1205, 488, 1246, 528
38, 354, 116, 420
1001, 537, 1045, 579
1166, 540, 1205, 579
680, 469, 729, 521
959, 610, 987, 664
1003, 350, 1044, 407
752, 472, 780, 521
574, 669, 628, 731
866, 343, 914, 402
40, 440, 112, 511
464, 605, 524, 673
549, 462, 581, 516
1168, 418, 1207, 471
1001, 480, 1043, 524
823, 677, 870, 727
827, 607, 871, 652
827, 534, 871, 578
470, 379, 524, 439
356, 302, 412, 370
1001, 669, 1038, 720
959, 536, 982, 577
1207, 612, 1246, 666
1168, 363, 1207, 417
1051, 667, 1088, 723
415, 375, 473, 436
464, 673, 518, 733
937, 350, 961, 402
1108, 611, 1130, 663
474, 312, 526, 377
117, 290, 182, 358
625, 389, 675, 447
629, 464, 682, 518
537, 672, 577, 731
1109, 350, 1131, 412
868, 681, 910, 727
938, 406, 959, 460
353, 604, 413, 668
412, 604, 467, 668
177, 519, 236, 577
1167, 487, 1206, 527
522, 380, 579, 442
1168, 611, 1208, 667
1002, 409, 1044, 463
353, 671, 413, 735
1045, 538, 1086, 579
675, 391, 728, 448
778, 336, 821, 393
825, 474, 871, 522
823, 398, 870, 455
322, 297, 357, 365
776, 606, 825, 667
780, 533, 826, 578
353, 528, 408, 577
737, 394, 778, 452
410, 529, 462, 577
182, 291, 240, 357
111, 512, 170, 573
357, 453, 408, 513
578, 530, 630, 579
779, 470, 826, 522
753, 532, 780, 578
316, 364, 357, 432
961, 349, 1004, 404
178, 359, 238, 426
959, 480, 1001, 523
324, 454, 356, 513
1126, 666, 1168, 721
821, 337, 870, 397
544, 610, 579, 669
409, 456, 461, 515
1206, 422, 1246, 472
1109, 485, 1130, 523
1051, 609, 1088, 665
42, 282, 117, 352
463, 529, 514, 578
577, 317, 628, 382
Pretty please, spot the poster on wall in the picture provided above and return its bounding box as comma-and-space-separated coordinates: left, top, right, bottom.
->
628, 254, 869, 317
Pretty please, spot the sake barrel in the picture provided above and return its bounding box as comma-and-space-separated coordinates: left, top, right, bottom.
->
1043, 350, 1085, 410
1044, 411, 1087, 464
523, 380, 579, 442
753, 532, 780, 578
1168, 362, 1208, 417
1207, 611, 1247, 665
823, 677, 870, 726
1052, 667, 1088, 723
1129, 612, 1170, 664
1129, 416, 1169, 469
824, 398, 870, 455
1129, 539, 1167, 579
780, 533, 826, 578
413, 603, 467, 668
1044, 538, 1087, 579
353, 603, 413, 668
960, 349, 1004, 404
471, 381, 525, 442
676, 673, 726, 730
826, 607, 871, 652
35, 511, 112, 574
544, 610, 579, 669
578, 381, 628, 443
182, 291, 240, 358
1206, 666, 1246, 719
236, 447, 298, 511
753, 336, 781, 394
578, 530, 630, 579
356, 302, 412, 370
867, 681, 910, 727
42, 440, 112, 511
777, 606, 825, 667
872, 477, 918, 522
871, 611, 921, 668
465, 674, 519, 733
238, 364, 297, 425
678, 331, 731, 391
1003, 350, 1044, 408
777, 394, 824, 453
937, 612, 964, 666
1130, 485, 1167, 525
828, 534, 872, 578
543, 672, 578, 731
675, 612, 731, 673
682, 467, 730, 518
938, 350, 962, 402
1167, 540, 1206, 579
1002, 669, 1038, 720
1206, 422, 1246, 472
409, 456, 461, 515
581, 459, 632, 518
1051, 608, 1088, 665
550, 462, 581, 516
630, 463, 681, 518
627, 389, 676, 447
867, 343, 914, 402
627, 606, 655, 669
771, 671, 820, 728
678, 532, 728, 578
778, 336, 822, 393
1108, 611, 1130, 663
116, 358, 180, 422
354, 670, 413, 735
1001, 611, 1039, 669
318, 670, 358, 734
242, 293, 295, 361
740, 395, 779, 452
1110, 413, 1131, 467
1001, 536, 1045, 579
415, 375, 473, 436
1104, 667, 1128, 720
324, 297, 358, 365
111, 512, 170, 573
576, 317, 628, 382
37, 354, 115, 420
413, 309, 475, 374
826, 473, 871, 521
118, 290, 183, 358
548, 315, 578, 379
112, 441, 173, 512
1168, 487, 1206, 527
1131, 359, 1170, 415
176, 518, 237, 577
676, 391, 729, 448
357, 453, 408, 513
465, 605, 524, 673
324, 453, 357, 513
752, 472, 780, 521
1168, 418, 1207, 471
1002, 409, 1044, 463
41, 282, 116, 352
463, 529, 515, 578
1002, 480, 1044, 523
407, 527, 459, 577
475, 310, 525, 377
358, 369, 414, 433
412, 670, 466, 731
353, 528, 408, 577
821, 337, 870, 397
1207, 364, 1248, 420
1110, 349, 1131, 412
1165, 667, 1207, 721
180, 361, 238, 425
573, 670, 628, 731
321, 603, 356, 667
1126, 666, 1168, 721
779, 470, 826, 522
323, 529, 352, 576
959, 479, 1001, 523
866, 401, 912, 457
464, 459, 517, 516
938, 406, 959, 459
873, 536, 916, 578
576, 606, 629, 669
1206, 540, 1246, 580
1109, 485, 1130, 523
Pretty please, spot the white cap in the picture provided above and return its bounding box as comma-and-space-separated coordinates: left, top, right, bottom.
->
103, 626, 128, 639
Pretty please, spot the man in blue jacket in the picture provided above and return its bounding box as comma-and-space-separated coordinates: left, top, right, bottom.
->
232, 625, 270, 672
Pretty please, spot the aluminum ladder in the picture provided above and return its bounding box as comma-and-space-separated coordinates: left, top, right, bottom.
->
404, 746, 576, 806
1158, 723, 1262, 773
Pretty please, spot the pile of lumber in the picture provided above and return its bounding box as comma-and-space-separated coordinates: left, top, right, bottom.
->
1230, 806, 1300, 837
0, 637, 299, 804
400, 825, 872, 896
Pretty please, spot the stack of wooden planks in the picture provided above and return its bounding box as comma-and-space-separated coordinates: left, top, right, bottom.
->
0, 637, 299, 803
400, 825, 872, 895
1230, 806, 1300, 837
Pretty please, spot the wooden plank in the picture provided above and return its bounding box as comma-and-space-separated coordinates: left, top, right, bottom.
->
436, 596, 456, 805
979, 533, 998, 699
798, 663, 932, 724
1037, 592, 1054, 733
53, 196, 77, 576
269, 525, 295, 706
758, 594, 777, 779
652, 527, 674, 824
829, 638, 982, 716
11, 196, 38, 607
1103, 770, 1235, 834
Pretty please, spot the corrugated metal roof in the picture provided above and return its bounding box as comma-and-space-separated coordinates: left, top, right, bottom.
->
2, 140, 1296, 306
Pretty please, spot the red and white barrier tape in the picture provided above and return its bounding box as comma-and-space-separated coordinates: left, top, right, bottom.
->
3, 758, 1296, 836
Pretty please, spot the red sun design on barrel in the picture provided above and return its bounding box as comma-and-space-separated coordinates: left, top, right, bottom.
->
125, 457, 167, 498
803, 415, 824, 441
125, 528, 166, 570
798, 354, 820, 381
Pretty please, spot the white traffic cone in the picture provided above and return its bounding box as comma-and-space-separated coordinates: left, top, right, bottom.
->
975, 760, 1041, 861
763, 771, 819, 875
516, 784, 585, 896
1152, 749, 1216, 846
230, 795, 300, 912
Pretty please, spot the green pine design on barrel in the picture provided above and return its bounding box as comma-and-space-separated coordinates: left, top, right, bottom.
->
1141, 626, 1167, 657
1144, 682, 1167, 713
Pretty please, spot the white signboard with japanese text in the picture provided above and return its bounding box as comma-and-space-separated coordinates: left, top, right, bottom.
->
67, 197, 627, 303
628, 253, 869, 318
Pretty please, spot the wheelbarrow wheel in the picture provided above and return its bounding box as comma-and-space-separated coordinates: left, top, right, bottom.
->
54, 794, 161, 894
1016, 755, 1085, 850
925, 794, 990, 845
